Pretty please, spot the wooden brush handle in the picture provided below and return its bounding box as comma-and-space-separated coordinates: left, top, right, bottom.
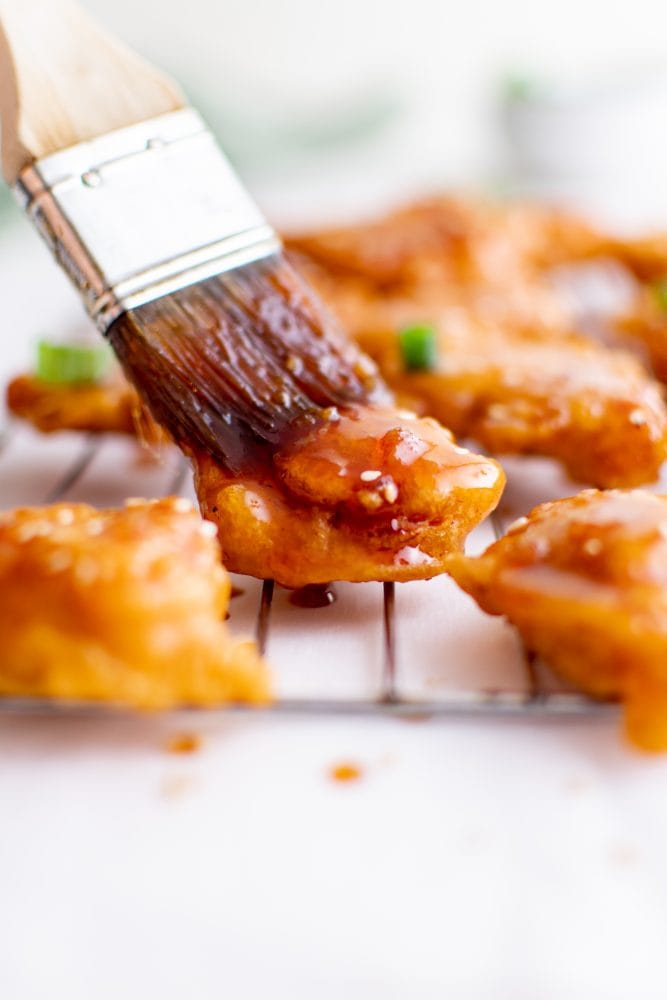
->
0, 0, 184, 184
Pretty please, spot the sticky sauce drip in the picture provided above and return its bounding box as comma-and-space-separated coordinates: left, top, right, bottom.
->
289, 583, 337, 608
329, 761, 363, 783
166, 733, 201, 754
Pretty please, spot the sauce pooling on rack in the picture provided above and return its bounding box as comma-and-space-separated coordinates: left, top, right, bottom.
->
289, 584, 337, 608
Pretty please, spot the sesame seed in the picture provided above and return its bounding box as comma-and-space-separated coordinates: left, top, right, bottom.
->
358, 489, 383, 513
583, 538, 603, 556
285, 355, 303, 375
75, 557, 99, 585
360, 470, 382, 483
629, 409, 647, 427
47, 550, 72, 573
390, 518, 400, 532
16, 522, 52, 542
487, 404, 509, 421
380, 481, 399, 504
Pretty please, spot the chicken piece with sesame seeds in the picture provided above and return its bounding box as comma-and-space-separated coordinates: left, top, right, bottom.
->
368, 322, 667, 488
0, 498, 269, 708
287, 199, 667, 488
447, 490, 667, 750
193, 403, 505, 587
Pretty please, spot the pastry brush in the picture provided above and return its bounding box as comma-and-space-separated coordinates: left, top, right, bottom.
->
0, 0, 386, 472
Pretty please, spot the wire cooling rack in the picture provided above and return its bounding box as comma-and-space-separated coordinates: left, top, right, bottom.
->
0, 422, 615, 721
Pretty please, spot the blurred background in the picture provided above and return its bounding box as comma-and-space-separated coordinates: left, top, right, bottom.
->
4, 0, 667, 234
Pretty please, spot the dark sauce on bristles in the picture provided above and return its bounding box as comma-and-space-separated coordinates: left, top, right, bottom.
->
107, 255, 388, 473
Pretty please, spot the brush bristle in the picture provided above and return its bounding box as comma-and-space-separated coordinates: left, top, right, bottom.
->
107, 254, 389, 471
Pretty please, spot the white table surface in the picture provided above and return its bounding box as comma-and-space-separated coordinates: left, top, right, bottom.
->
2, 223, 667, 1000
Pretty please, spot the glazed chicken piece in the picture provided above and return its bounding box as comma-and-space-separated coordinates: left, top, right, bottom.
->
287, 204, 576, 360
447, 490, 667, 751
364, 320, 667, 488
194, 404, 504, 587
0, 498, 269, 708
286, 195, 605, 295
287, 199, 667, 487
5, 370, 167, 442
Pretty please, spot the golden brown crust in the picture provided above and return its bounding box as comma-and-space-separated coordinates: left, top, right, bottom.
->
286, 197, 667, 487
6, 372, 138, 434
447, 490, 667, 750
287, 196, 606, 290
0, 498, 270, 708
194, 404, 505, 587
367, 323, 667, 488
6, 372, 169, 445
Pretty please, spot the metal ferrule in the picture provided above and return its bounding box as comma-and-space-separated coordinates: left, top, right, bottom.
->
14, 108, 281, 333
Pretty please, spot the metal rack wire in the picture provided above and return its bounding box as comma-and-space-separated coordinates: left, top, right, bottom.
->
0, 425, 616, 721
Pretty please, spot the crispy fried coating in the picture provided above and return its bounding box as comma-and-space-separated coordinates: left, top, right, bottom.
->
194, 404, 504, 587
6, 372, 137, 434
447, 490, 667, 750
287, 198, 667, 486
0, 498, 269, 708
286, 196, 604, 293
364, 321, 667, 488
6, 372, 168, 444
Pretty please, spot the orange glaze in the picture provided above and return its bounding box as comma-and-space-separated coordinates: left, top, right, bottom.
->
194, 403, 505, 587
275, 406, 502, 514
447, 489, 667, 750
0, 498, 270, 708
287, 198, 667, 488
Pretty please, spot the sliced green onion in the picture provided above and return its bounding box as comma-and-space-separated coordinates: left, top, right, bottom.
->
651, 278, 667, 314
502, 74, 541, 104
399, 324, 438, 372
36, 340, 113, 384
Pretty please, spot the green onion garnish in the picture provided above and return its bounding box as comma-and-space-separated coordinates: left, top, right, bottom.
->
503, 74, 541, 104
399, 324, 438, 372
36, 340, 113, 384
651, 278, 667, 314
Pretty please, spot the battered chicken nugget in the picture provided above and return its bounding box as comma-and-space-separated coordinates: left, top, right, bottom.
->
6, 372, 168, 444
0, 498, 269, 708
194, 404, 505, 587
447, 490, 667, 751
367, 321, 667, 488
286, 196, 603, 292
287, 200, 667, 487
